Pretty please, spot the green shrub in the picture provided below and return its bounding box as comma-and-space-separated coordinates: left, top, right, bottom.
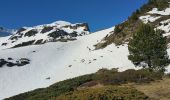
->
6, 68, 163, 100
93, 68, 163, 85
129, 10, 139, 21
6, 74, 93, 100
53, 86, 149, 100
128, 24, 170, 72
148, 0, 170, 10
114, 24, 122, 33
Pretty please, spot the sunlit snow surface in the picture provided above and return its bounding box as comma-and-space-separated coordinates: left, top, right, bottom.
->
2, 7, 170, 99
0, 27, 138, 99
148, 8, 170, 15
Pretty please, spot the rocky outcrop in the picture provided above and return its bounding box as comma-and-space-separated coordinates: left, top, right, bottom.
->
1, 21, 90, 48
0, 58, 30, 68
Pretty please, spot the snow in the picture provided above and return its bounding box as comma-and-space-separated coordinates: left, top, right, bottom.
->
0, 24, 170, 99
0, 27, 138, 99
139, 15, 161, 24
52, 20, 72, 26
0, 21, 89, 49
148, 8, 170, 15
157, 19, 170, 36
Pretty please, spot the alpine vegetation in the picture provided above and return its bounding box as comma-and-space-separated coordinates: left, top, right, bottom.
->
128, 24, 170, 72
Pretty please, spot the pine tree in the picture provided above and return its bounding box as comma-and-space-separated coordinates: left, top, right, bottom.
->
130, 10, 139, 21
128, 24, 170, 72
114, 24, 122, 33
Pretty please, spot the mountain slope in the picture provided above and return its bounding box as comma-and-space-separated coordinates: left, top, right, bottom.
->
2, 0, 170, 99
0, 26, 138, 99
95, 0, 170, 48
0, 21, 90, 49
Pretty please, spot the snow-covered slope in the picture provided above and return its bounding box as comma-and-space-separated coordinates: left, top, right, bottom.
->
2, 3, 170, 99
0, 26, 138, 99
1, 21, 170, 99
0, 21, 90, 49
139, 5, 170, 36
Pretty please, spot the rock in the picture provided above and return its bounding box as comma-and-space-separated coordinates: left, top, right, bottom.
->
6, 62, 16, 67
13, 40, 35, 48
35, 39, 44, 45
0, 59, 7, 67
69, 31, 78, 37
1, 43, 7, 46
48, 30, 68, 39
8, 58, 13, 60
17, 28, 26, 34
46, 77, 51, 80
41, 26, 53, 33
24, 29, 37, 37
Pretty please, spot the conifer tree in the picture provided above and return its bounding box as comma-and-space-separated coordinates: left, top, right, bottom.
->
128, 24, 170, 72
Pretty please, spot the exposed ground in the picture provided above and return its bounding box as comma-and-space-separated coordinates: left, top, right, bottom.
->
134, 77, 170, 100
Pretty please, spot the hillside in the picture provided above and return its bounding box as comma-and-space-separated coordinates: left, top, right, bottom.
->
0, 25, 138, 99
1, 0, 170, 99
0, 21, 90, 49
55, 86, 149, 100
95, 0, 170, 48
6, 68, 170, 100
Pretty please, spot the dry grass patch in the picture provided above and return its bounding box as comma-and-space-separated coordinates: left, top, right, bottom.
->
134, 78, 170, 100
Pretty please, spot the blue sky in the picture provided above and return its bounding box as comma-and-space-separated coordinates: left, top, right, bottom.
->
0, 0, 148, 32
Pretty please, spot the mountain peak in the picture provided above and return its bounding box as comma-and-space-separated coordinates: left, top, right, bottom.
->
0, 21, 90, 49
52, 20, 72, 26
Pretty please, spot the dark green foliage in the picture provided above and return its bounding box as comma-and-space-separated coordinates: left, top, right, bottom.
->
95, 0, 170, 49
93, 68, 163, 85
114, 24, 122, 33
92, 68, 118, 83
128, 24, 170, 72
148, 0, 170, 10
54, 86, 149, 100
129, 10, 140, 21
6, 74, 93, 100
6, 68, 163, 100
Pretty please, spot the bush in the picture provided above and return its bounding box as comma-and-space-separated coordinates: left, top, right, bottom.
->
54, 86, 149, 100
93, 68, 118, 83
6, 68, 163, 100
114, 24, 122, 33
129, 10, 139, 21
93, 68, 163, 85
6, 74, 93, 100
148, 0, 170, 10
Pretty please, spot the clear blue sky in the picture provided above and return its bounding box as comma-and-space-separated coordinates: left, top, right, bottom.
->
0, 0, 148, 32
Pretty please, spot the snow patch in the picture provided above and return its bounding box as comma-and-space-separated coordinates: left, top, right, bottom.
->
139, 15, 161, 24
148, 8, 170, 15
